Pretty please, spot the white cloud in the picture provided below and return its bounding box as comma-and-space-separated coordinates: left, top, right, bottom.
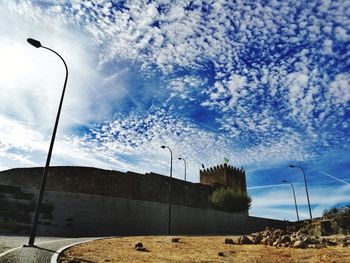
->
249, 183, 350, 220
334, 26, 349, 41
329, 74, 350, 105
0, 1, 349, 224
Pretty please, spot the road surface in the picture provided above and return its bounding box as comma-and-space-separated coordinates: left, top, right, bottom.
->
0, 235, 99, 263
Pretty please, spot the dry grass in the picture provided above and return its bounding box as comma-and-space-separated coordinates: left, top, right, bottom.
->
58, 236, 350, 263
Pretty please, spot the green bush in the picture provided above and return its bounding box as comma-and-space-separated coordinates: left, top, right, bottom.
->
323, 205, 350, 218
209, 187, 252, 213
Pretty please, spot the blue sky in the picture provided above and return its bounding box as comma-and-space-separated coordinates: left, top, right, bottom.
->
0, 0, 349, 221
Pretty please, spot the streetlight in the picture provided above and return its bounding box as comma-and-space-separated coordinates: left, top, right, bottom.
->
282, 180, 300, 221
26, 38, 68, 246
288, 164, 312, 219
178, 157, 187, 181
161, 145, 173, 235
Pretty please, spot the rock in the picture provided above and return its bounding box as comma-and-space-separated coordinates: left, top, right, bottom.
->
136, 246, 147, 252
315, 243, 326, 249
341, 242, 348, 247
280, 235, 291, 244
135, 242, 143, 249
326, 240, 337, 246
261, 237, 269, 245
290, 236, 297, 243
320, 220, 333, 236
218, 252, 225, 257
300, 236, 312, 245
172, 238, 180, 243
252, 234, 262, 244
293, 240, 306, 248
297, 228, 309, 235
239, 235, 253, 244
272, 241, 278, 246
224, 238, 235, 244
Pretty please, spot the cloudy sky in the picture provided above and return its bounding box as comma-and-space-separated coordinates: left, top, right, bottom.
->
0, 0, 349, 221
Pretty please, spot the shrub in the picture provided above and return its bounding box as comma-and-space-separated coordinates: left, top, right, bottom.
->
209, 187, 252, 213
323, 205, 350, 218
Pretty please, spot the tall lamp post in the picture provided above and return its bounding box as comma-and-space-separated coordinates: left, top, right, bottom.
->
161, 145, 173, 235
288, 164, 312, 219
178, 157, 187, 181
282, 180, 300, 221
26, 38, 68, 246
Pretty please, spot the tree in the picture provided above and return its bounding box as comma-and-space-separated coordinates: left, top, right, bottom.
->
209, 187, 252, 213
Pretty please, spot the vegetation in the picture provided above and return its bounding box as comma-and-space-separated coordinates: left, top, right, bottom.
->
209, 187, 252, 213
323, 205, 350, 218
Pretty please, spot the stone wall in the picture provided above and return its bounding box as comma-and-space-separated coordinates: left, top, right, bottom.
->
0, 167, 215, 210
0, 166, 284, 236
1, 189, 285, 237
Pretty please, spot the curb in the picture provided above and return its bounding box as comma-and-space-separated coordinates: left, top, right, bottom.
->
50, 237, 116, 263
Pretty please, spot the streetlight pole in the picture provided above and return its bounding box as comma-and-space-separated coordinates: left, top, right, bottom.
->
289, 164, 312, 219
282, 180, 300, 221
26, 38, 68, 246
178, 157, 187, 181
161, 145, 173, 235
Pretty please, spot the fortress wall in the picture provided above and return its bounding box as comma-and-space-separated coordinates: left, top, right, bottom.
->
0, 167, 214, 209
2, 189, 283, 237
0, 167, 284, 236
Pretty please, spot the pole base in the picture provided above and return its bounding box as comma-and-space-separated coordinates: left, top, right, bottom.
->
23, 244, 38, 248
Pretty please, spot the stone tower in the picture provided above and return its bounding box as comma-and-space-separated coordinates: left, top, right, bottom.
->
200, 163, 247, 195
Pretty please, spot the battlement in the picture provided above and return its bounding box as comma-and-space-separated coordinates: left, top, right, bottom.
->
200, 163, 247, 194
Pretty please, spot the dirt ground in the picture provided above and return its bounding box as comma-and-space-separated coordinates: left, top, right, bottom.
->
58, 236, 350, 263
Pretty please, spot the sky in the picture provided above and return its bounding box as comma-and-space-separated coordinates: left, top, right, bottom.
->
0, 0, 349, 221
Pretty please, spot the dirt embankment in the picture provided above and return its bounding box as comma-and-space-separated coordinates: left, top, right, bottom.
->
58, 235, 350, 263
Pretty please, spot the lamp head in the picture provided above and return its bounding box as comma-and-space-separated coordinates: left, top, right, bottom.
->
289, 164, 295, 168
282, 180, 287, 183
27, 38, 41, 48
178, 157, 182, 160
160, 145, 165, 149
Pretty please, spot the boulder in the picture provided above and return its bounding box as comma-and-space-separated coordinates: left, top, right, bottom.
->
300, 236, 312, 245
320, 220, 333, 236
218, 252, 225, 257
171, 238, 180, 243
261, 237, 269, 245
134, 242, 143, 249
280, 235, 291, 244
325, 240, 337, 246
252, 234, 262, 244
238, 235, 253, 244
293, 240, 306, 248
224, 238, 235, 244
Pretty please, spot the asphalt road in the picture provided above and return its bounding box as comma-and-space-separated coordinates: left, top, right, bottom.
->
0, 236, 97, 263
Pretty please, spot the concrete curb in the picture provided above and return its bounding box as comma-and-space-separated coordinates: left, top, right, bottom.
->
50, 237, 116, 263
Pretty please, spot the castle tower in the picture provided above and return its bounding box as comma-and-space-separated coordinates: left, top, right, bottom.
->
200, 163, 247, 195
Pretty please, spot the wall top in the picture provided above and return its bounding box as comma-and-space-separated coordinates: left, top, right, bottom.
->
200, 163, 245, 175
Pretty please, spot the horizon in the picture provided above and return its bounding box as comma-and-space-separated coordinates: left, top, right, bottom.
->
0, 1, 349, 221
